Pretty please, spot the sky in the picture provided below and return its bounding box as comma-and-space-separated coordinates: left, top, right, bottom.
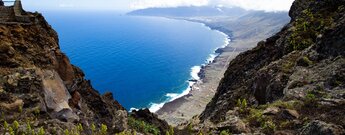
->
22, 0, 294, 12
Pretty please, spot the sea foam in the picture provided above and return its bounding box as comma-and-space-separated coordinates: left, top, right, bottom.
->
148, 66, 201, 112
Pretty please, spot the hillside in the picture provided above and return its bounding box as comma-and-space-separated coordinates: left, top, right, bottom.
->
183, 0, 345, 134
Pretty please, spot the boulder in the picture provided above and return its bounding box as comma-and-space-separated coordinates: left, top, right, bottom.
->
263, 107, 280, 115
37, 69, 79, 122
113, 110, 128, 132
280, 109, 299, 120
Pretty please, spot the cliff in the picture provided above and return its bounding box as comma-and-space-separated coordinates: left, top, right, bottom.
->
187, 0, 345, 134
0, 11, 131, 134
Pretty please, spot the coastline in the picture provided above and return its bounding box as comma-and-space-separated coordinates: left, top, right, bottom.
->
154, 15, 289, 126
154, 19, 242, 125
146, 21, 231, 113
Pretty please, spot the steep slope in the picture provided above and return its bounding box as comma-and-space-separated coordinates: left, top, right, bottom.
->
0, 11, 129, 134
193, 0, 345, 134
0, 6, 172, 134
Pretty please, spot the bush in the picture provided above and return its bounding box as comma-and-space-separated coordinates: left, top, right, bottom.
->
220, 130, 231, 135
288, 8, 334, 51
128, 117, 160, 135
262, 120, 276, 134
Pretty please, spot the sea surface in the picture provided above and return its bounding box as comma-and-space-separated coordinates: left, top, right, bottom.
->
43, 11, 228, 112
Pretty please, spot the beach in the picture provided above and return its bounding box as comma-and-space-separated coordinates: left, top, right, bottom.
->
156, 15, 290, 126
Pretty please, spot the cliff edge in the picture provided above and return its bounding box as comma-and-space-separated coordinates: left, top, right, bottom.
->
0, 8, 130, 134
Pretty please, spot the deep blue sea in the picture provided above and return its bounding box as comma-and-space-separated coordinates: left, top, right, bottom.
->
43, 11, 228, 112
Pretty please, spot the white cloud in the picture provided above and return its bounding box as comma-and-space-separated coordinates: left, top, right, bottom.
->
130, 0, 294, 11
130, 0, 209, 9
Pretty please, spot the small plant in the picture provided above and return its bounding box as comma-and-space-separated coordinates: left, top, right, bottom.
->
262, 120, 276, 134
91, 123, 96, 134
100, 124, 107, 135
242, 99, 247, 109
168, 126, 174, 135
8, 127, 14, 135
237, 98, 248, 113
38, 127, 45, 135
187, 123, 193, 132
246, 108, 264, 126
52, 127, 57, 135
18, 105, 23, 113
220, 130, 231, 135
77, 123, 83, 133
3, 121, 9, 135
12, 120, 19, 134
237, 99, 241, 107
305, 91, 317, 107
26, 122, 32, 135
64, 129, 70, 135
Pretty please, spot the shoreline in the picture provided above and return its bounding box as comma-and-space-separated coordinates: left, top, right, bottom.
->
152, 18, 238, 123
147, 21, 231, 113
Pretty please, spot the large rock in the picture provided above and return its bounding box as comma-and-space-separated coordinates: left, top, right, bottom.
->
300, 120, 345, 135
37, 69, 79, 122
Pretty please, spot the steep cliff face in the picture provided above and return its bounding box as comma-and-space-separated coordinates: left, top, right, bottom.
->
0, 12, 128, 134
197, 0, 345, 134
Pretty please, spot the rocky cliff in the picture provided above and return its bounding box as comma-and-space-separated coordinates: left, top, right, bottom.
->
0, 11, 131, 134
190, 0, 345, 134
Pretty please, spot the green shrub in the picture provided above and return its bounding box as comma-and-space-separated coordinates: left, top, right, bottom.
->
262, 120, 276, 134
91, 123, 96, 134
64, 129, 69, 135
128, 117, 160, 135
77, 123, 83, 133
288, 8, 334, 51
168, 126, 174, 135
100, 124, 107, 135
304, 90, 319, 107
246, 108, 264, 126
220, 130, 231, 135
38, 127, 45, 135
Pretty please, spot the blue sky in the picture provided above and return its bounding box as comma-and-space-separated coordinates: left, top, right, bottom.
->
22, 0, 294, 12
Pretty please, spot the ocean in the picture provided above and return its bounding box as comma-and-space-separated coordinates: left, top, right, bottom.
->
43, 11, 228, 112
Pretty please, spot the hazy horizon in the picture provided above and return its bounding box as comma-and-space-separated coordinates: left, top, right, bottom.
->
21, 0, 294, 13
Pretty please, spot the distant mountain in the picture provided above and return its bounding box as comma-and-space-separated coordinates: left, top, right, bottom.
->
127, 6, 248, 17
